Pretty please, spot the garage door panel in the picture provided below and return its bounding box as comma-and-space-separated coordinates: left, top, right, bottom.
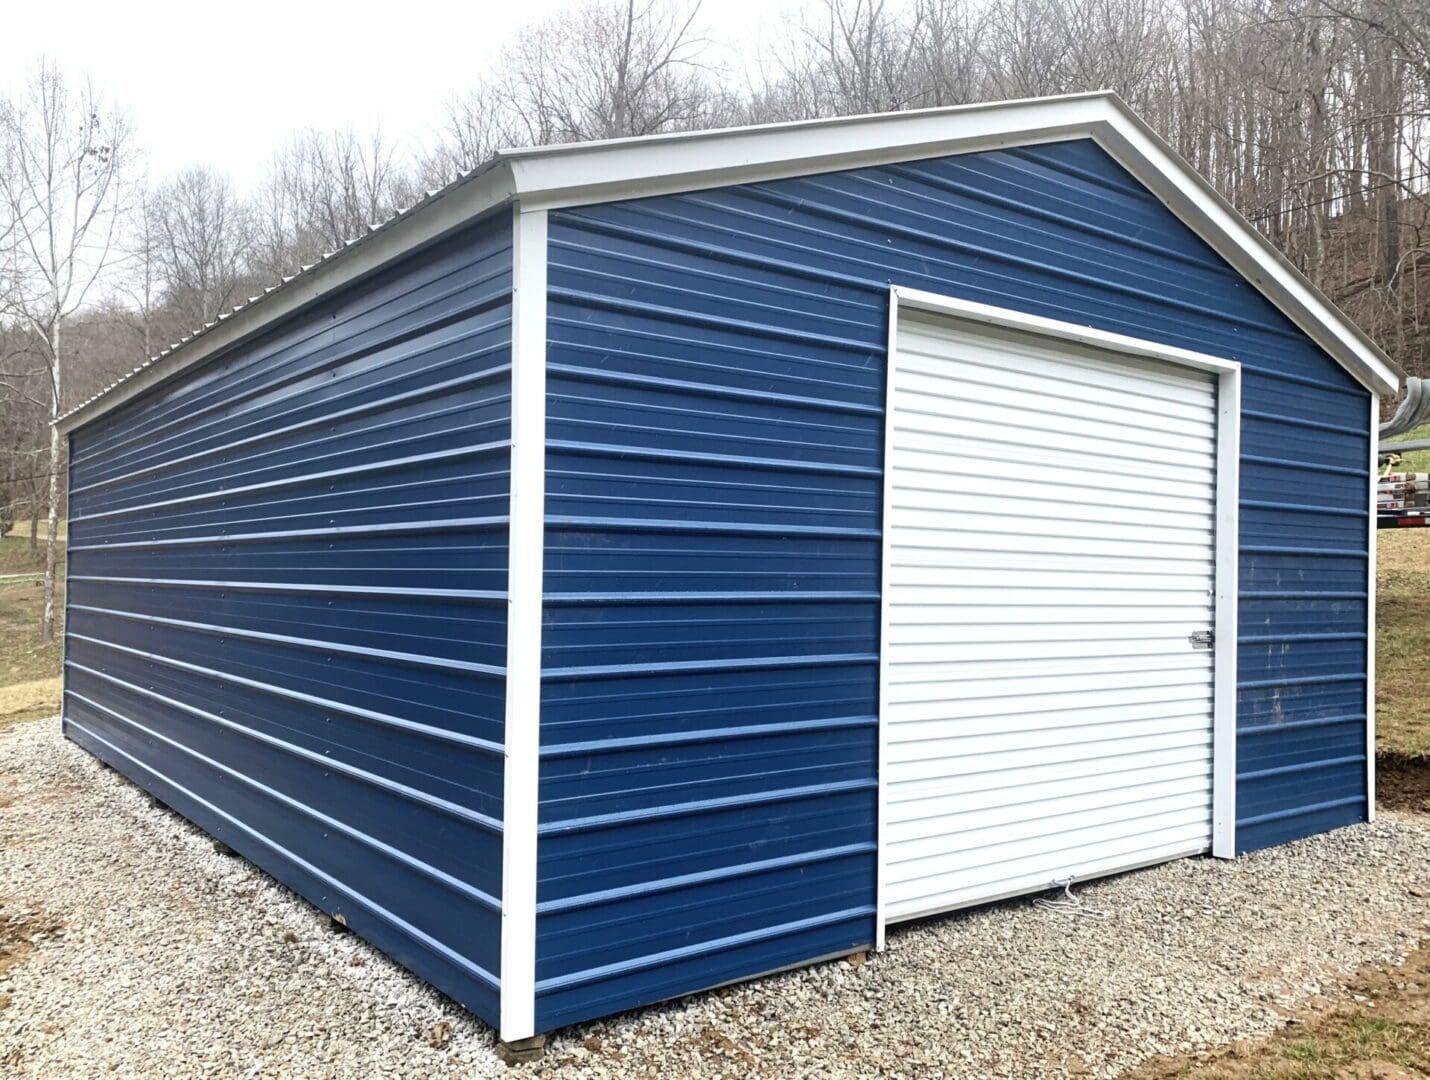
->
895, 371, 1217, 443
886, 743, 1214, 807
887, 761, 1213, 822
892, 411, 1216, 469
889, 511, 1214, 549
882, 311, 1218, 924
888, 466, 1216, 517
891, 439, 1218, 490
887, 828, 1210, 920
888, 668, 1211, 707
897, 336, 1220, 412
886, 634, 1214, 663
888, 711, 1212, 760
887, 788, 1213, 857
886, 817, 1213, 914
886, 696, 1211, 739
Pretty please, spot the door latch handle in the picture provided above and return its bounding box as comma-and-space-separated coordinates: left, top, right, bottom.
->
1189, 630, 1214, 649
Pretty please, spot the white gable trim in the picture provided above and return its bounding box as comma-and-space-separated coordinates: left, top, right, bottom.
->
57, 92, 1396, 435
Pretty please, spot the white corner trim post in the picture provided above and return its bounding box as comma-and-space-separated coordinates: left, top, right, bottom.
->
500, 206, 548, 1042
1367, 394, 1378, 823
1211, 365, 1241, 859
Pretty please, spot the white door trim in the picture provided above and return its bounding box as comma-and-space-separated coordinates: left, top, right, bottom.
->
875, 287, 1240, 947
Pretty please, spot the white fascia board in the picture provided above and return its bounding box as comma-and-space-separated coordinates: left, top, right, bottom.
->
55, 162, 516, 435
506, 92, 1107, 210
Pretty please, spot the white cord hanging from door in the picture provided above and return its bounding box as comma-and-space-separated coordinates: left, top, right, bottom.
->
1033, 878, 1108, 919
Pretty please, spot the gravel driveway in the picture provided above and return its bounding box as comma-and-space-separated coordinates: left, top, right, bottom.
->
3, 717, 1428, 1079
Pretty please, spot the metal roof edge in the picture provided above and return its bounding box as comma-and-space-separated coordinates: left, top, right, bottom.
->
59, 91, 1398, 435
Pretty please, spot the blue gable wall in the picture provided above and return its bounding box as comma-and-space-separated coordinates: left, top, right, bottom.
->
536, 138, 1371, 1031
63, 216, 513, 1026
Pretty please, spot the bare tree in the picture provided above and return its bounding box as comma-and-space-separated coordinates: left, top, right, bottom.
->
151, 166, 252, 328
253, 127, 419, 281
0, 62, 133, 641
492, 0, 726, 144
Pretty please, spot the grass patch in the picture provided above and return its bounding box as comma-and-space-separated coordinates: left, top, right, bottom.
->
0, 535, 64, 726
6, 518, 67, 542
1377, 529, 1430, 758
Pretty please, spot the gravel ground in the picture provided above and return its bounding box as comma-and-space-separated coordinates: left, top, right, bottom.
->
2, 716, 1428, 1079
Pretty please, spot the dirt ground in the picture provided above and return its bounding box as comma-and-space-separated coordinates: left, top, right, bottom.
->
1125, 939, 1430, 1079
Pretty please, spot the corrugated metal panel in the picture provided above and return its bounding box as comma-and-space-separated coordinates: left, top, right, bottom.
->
537, 136, 1368, 1030
883, 312, 1217, 920
63, 217, 513, 1027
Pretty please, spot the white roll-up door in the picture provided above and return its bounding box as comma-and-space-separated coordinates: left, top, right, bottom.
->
881, 308, 1218, 924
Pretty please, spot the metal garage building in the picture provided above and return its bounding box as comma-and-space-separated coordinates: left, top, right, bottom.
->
56, 92, 1398, 1043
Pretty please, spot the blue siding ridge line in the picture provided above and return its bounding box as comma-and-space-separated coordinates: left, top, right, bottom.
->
1239, 499, 1368, 519
564, 200, 1335, 400
542, 591, 880, 605
70, 358, 513, 498
549, 230, 886, 320
68, 604, 506, 679
533, 906, 875, 994
1242, 408, 1368, 438
1237, 673, 1365, 691
554, 208, 882, 295
1239, 545, 1367, 558
69, 576, 507, 603
71, 440, 511, 524
553, 260, 884, 345
1239, 713, 1364, 736
1238, 631, 1366, 644
77, 258, 512, 465
739, 183, 1341, 362
546, 362, 883, 417
66, 631, 502, 754
67, 695, 502, 908
541, 715, 879, 757
1010, 144, 1152, 197
543, 515, 880, 539
68, 666, 502, 835
64, 716, 501, 989
887, 159, 1227, 275
66, 515, 510, 553
87, 409, 511, 518
1239, 590, 1367, 600
545, 438, 882, 479
1240, 453, 1366, 478
1237, 754, 1366, 783
1238, 795, 1366, 828
543, 652, 879, 682
538, 779, 877, 836
537, 843, 877, 915
548, 285, 879, 356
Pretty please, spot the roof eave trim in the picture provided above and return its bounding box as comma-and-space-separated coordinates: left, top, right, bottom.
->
59, 91, 1396, 435
505, 92, 1397, 399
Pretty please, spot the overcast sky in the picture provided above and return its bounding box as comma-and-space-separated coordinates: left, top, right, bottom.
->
2, 0, 781, 193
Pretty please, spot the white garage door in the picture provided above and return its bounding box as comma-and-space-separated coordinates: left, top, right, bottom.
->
882, 308, 1219, 924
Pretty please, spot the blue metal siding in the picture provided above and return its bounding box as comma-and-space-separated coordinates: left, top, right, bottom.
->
537, 138, 1370, 1030
63, 217, 512, 1027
